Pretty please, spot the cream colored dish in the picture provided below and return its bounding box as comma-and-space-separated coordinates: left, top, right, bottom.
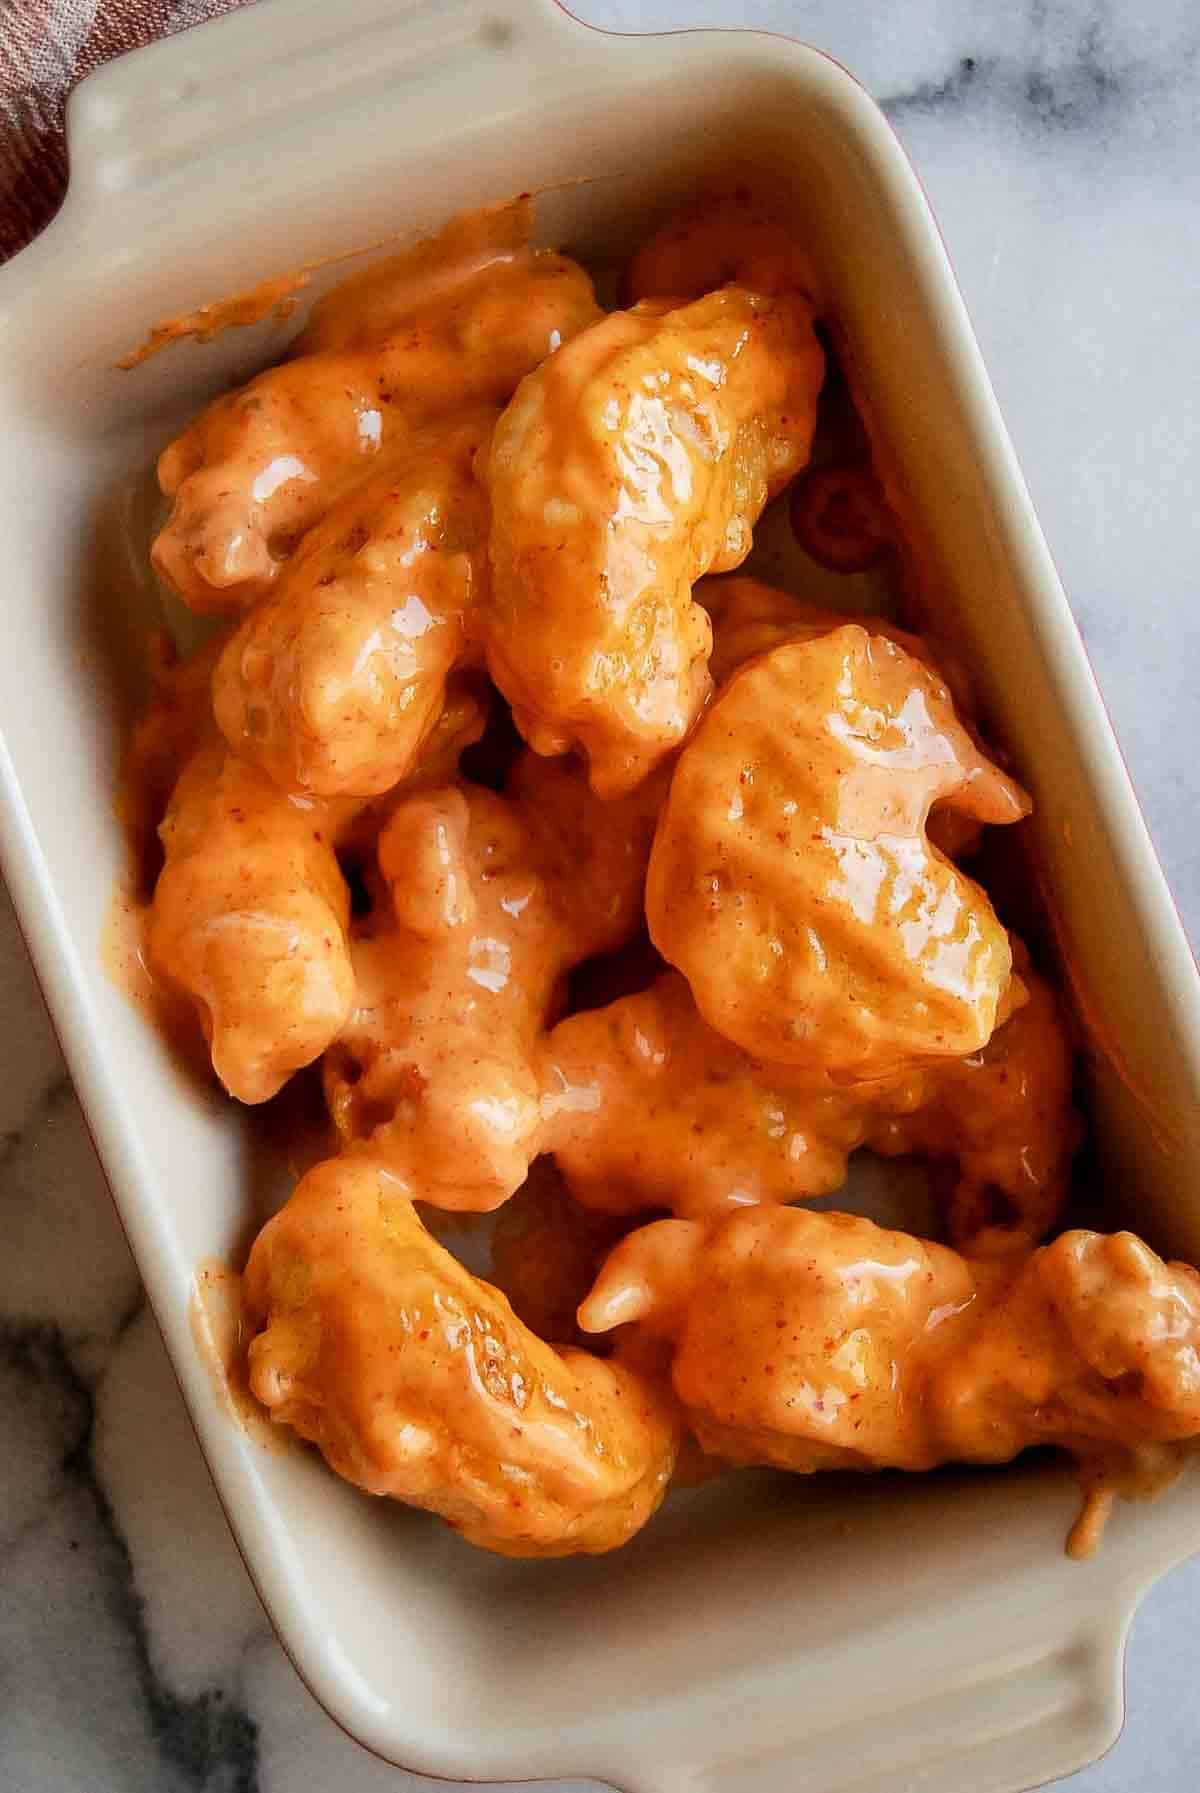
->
2, 3, 1200, 1790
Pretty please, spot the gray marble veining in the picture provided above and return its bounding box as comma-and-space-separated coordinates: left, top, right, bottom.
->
2, 2, 1198, 1789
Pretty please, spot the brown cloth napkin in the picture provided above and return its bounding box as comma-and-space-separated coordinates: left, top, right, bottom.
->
0, 0, 254, 261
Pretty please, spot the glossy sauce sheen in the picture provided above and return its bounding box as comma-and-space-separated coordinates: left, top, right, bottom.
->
212, 410, 495, 798
190, 1261, 288, 1453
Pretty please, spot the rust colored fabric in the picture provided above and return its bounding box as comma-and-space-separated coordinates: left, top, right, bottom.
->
0, 0, 254, 261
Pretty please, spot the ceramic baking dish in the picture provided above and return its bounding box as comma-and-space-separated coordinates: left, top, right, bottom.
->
3, 2, 1200, 1788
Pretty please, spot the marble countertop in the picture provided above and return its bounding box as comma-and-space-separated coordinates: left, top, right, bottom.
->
3, 1, 1199, 1789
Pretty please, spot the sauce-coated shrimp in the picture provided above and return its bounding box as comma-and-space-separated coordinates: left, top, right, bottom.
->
581, 1208, 1200, 1484
484, 288, 824, 794
212, 412, 493, 798
148, 744, 355, 1104
543, 958, 1075, 1250
647, 627, 1030, 1076
244, 1156, 679, 1556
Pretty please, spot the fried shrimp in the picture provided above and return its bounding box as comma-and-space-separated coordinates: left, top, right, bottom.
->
581, 1207, 1200, 1480
243, 1156, 679, 1556
541, 970, 884, 1219
293, 199, 588, 355
212, 411, 493, 799
147, 743, 355, 1104
325, 757, 664, 1205
325, 784, 563, 1204
647, 626, 1030, 1077
153, 245, 599, 614
543, 959, 1075, 1249
115, 193, 1131, 1570
484, 287, 824, 794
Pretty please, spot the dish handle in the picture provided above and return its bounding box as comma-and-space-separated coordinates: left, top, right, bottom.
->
53, 0, 620, 240
623, 1618, 1125, 1793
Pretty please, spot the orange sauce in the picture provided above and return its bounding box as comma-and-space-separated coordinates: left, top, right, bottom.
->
1068, 1442, 1193, 1558
1066, 1486, 1115, 1559
116, 193, 540, 370
190, 1259, 287, 1452
101, 877, 212, 1083
117, 271, 311, 369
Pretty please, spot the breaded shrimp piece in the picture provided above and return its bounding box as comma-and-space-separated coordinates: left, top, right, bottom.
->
325, 785, 563, 1205
325, 760, 665, 1206
542, 963, 1071, 1247
212, 412, 493, 798
541, 970, 890, 1219
154, 251, 599, 614
867, 949, 1080, 1252
484, 287, 825, 795
581, 1208, 1200, 1485
647, 627, 1030, 1077
243, 1157, 679, 1557
629, 188, 818, 304
702, 576, 988, 861
147, 744, 354, 1104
